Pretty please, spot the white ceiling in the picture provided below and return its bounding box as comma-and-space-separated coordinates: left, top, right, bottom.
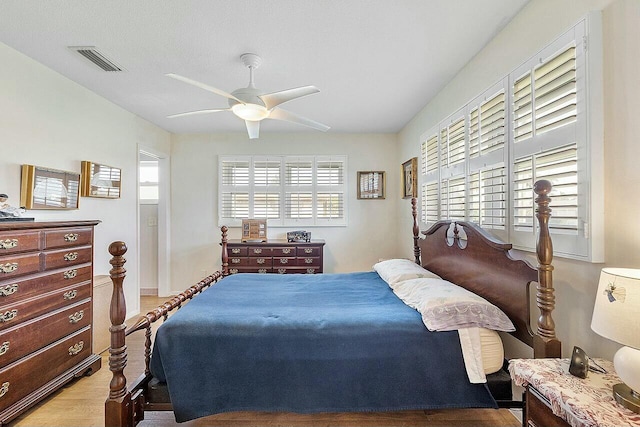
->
0, 0, 528, 135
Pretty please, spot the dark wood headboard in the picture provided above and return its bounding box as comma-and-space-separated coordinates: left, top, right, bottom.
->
411, 180, 561, 358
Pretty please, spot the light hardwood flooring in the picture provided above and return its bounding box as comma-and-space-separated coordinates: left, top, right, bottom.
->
10, 296, 520, 427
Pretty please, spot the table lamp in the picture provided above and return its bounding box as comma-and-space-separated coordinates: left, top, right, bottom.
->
591, 268, 640, 413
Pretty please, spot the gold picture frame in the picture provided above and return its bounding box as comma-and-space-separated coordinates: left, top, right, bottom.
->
357, 171, 386, 199
241, 219, 267, 242
80, 161, 122, 198
20, 165, 80, 210
402, 157, 418, 199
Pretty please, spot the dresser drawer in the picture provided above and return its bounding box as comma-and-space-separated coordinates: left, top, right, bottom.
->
0, 253, 41, 280
0, 284, 91, 332
0, 231, 40, 255
228, 267, 271, 274
43, 228, 93, 250
272, 247, 296, 256
298, 246, 321, 256
275, 267, 320, 274
228, 257, 250, 267
228, 247, 248, 257
0, 266, 92, 307
296, 257, 320, 267
43, 246, 92, 271
248, 247, 273, 256
273, 257, 296, 266
248, 257, 272, 267
0, 299, 92, 366
0, 327, 91, 412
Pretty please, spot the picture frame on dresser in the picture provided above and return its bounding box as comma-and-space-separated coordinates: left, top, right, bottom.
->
20, 165, 80, 209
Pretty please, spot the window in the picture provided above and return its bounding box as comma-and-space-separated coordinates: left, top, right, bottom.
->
219, 155, 347, 227
139, 160, 159, 204
418, 15, 603, 261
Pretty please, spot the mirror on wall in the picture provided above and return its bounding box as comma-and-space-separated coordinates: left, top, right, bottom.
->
80, 161, 121, 198
20, 164, 80, 209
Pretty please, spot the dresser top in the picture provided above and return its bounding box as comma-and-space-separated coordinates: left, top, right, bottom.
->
0, 220, 100, 231
228, 239, 324, 246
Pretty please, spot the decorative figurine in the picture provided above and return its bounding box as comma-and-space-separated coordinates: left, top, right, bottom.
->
0, 194, 26, 218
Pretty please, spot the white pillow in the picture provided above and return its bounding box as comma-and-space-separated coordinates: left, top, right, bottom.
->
373, 259, 440, 288
393, 277, 515, 332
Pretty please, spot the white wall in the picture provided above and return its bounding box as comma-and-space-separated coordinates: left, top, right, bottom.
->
139, 203, 159, 293
397, 0, 639, 360
169, 132, 401, 293
0, 42, 171, 317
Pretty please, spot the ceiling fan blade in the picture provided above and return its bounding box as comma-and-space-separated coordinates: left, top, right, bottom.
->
259, 86, 320, 110
268, 107, 330, 132
167, 108, 230, 119
245, 120, 260, 139
166, 73, 244, 104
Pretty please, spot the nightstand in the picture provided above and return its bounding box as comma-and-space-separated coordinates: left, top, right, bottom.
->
509, 358, 640, 427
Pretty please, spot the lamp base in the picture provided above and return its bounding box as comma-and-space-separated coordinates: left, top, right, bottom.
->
613, 383, 640, 414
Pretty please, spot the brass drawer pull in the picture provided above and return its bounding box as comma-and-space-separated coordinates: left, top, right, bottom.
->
304, 248, 313, 254
0, 239, 18, 250
306, 268, 316, 274
282, 248, 291, 254
64, 233, 79, 242
229, 268, 238, 274
278, 268, 287, 274
63, 252, 79, 261
0, 310, 17, 323
280, 258, 289, 264
0, 382, 9, 398
0, 263, 18, 274
258, 268, 268, 274
305, 258, 314, 264
68, 310, 84, 324
231, 258, 241, 264
68, 341, 84, 356
63, 269, 78, 279
0, 341, 10, 356
231, 248, 241, 254
0, 284, 18, 296
257, 258, 266, 265
63, 290, 77, 300
253, 248, 262, 254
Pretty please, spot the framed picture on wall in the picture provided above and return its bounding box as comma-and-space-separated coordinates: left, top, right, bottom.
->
357, 171, 385, 199
401, 157, 417, 199
20, 164, 80, 209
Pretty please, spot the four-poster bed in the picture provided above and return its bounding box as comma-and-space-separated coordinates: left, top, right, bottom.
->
104, 180, 561, 426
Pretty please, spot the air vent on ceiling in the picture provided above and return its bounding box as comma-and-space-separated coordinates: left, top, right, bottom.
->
68, 46, 123, 72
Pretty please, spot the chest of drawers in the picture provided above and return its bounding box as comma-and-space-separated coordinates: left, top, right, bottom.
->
225, 240, 325, 274
0, 220, 101, 425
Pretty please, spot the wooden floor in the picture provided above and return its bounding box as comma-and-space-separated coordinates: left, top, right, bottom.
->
10, 296, 520, 427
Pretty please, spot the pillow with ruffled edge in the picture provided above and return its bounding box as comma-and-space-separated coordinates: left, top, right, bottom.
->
393, 277, 515, 332
373, 258, 440, 288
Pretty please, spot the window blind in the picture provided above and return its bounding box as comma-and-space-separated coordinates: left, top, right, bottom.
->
421, 181, 439, 224
469, 92, 505, 158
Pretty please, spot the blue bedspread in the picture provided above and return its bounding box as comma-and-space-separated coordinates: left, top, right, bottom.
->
150, 272, 496, 422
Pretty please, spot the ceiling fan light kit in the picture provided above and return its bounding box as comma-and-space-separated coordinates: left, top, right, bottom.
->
166, 53, 329, 139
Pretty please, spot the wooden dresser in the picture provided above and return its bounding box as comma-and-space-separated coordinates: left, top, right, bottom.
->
0, 220, 101, 425
226, 239, 325, 274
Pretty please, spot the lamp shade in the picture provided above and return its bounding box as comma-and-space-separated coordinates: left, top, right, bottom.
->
591, 268, 640, 350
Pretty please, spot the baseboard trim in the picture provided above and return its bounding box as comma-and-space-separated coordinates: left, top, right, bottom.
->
140, 287, 158, 296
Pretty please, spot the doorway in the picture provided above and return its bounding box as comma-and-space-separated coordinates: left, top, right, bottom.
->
138, 147, 171, 298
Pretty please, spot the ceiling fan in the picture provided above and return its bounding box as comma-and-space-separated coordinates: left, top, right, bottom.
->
166, 53, 330, 139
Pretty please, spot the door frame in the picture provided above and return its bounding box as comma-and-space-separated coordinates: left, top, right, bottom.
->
137, 145, 171, 298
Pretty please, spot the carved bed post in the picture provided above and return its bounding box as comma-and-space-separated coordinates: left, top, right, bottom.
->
533, 180, 561, 358
221, 225, 229, 276
411, 197, 421, 264
105, 241, 134, 427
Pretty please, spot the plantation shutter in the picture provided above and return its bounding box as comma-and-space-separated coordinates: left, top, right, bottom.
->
253, 159, 281, 220
316, 158, 345, 221
421, 181, 439, 224
220, 159, 250, 221
285, 159, 314, 222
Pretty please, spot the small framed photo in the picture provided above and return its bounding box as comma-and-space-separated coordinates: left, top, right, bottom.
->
81, 161, 122, 198
402, 157, 418, 199
20, 165, 80, 209
357, 171, 385, 199
241, 219, 267, 242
